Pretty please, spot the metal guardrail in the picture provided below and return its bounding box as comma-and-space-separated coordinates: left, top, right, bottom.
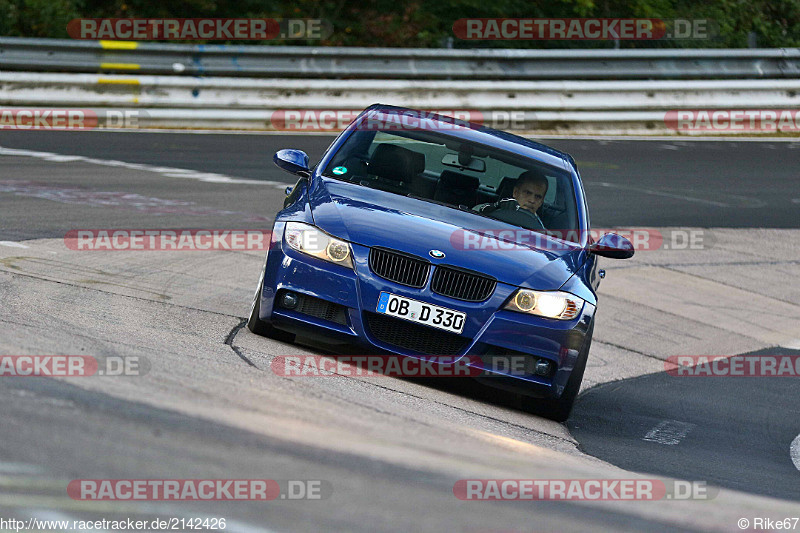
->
2, 37, 800, 79
2, 38, 800, 134
4, 73, 800, 110
3, 72, 800, 134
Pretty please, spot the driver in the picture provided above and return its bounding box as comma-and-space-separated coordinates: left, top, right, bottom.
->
474, 169, 548, 230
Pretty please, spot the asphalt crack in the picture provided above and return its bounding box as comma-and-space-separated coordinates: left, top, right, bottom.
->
0, 267, 242, 319
224, 318, 258, 368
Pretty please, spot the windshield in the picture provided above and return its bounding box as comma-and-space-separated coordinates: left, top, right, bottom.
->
322, 128, 581, 242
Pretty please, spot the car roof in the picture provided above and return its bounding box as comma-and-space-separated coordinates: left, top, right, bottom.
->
357, 104, 573, 172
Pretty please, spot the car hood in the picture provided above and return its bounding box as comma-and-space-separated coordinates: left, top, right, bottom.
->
309, 177, 584, 290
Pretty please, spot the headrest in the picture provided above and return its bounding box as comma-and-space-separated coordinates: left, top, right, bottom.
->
368, 144, 425, 182
438, 170, 480, 190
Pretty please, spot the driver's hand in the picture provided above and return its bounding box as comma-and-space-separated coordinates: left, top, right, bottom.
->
475, 199, 545, 231
475, 198, 519, 213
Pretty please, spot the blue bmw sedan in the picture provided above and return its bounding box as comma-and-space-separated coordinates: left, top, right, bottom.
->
248, 105, 633, 421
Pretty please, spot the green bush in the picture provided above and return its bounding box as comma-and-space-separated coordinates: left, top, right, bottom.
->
1, 0, 798, 47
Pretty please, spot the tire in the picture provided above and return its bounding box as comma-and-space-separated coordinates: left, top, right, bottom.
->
522, 322, 593, 422
247, 274, 296, 343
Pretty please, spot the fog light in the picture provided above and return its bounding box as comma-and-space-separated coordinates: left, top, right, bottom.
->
534, 359, 552, 376
281, 292, 299, 309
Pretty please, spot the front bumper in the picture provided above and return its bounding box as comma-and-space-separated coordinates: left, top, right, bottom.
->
258, 221, 596, 399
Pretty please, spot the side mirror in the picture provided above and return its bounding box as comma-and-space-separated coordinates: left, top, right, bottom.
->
274, 149, 310, 177
588, 233, 635, 259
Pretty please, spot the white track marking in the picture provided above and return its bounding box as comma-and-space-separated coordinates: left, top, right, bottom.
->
0, 241, 29, 248
40, 128, 339, 136
0, 146, 287, 188
791, 434, 800, 471
643, 420, 696, 445
13, 128, 800, 141
0, 461, 43, 474
533, 135, 800, 142
597, 181, 730, 207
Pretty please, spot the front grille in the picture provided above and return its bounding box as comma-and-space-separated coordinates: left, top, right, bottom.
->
369, 247, 430, 288
431, 266, 496, 302
278, 291, 348, 325
364, 312, 468, 356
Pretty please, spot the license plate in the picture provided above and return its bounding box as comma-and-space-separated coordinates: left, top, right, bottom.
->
376, 292, 466, 334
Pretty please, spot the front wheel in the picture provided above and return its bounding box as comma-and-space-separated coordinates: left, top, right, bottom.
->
247, 274, 296, 343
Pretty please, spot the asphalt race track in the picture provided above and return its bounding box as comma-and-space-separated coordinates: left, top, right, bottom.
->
570, 346, 800, 502
2, 131, 799, 228
1, 131, 799, 532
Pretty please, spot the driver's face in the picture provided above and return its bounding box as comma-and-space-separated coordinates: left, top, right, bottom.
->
513, 182, 547, 213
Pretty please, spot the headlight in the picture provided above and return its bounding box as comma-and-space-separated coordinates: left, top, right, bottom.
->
504, 289, 584, 320
284, 222, 354, 269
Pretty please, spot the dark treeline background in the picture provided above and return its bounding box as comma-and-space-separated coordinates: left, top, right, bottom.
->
1, 0, 799, 47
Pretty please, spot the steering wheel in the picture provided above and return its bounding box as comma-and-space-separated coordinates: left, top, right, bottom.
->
485, 203, 545, 231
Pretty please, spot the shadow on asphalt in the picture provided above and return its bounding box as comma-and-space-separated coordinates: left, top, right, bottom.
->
568, 347, 800, 502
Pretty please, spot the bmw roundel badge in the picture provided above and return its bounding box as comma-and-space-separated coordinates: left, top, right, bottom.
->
429, 250, 445, 259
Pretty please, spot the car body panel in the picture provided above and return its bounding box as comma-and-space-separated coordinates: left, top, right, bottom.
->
310, 177, 584, 291
256, 104, 621, 402
261, 222, 596, 399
